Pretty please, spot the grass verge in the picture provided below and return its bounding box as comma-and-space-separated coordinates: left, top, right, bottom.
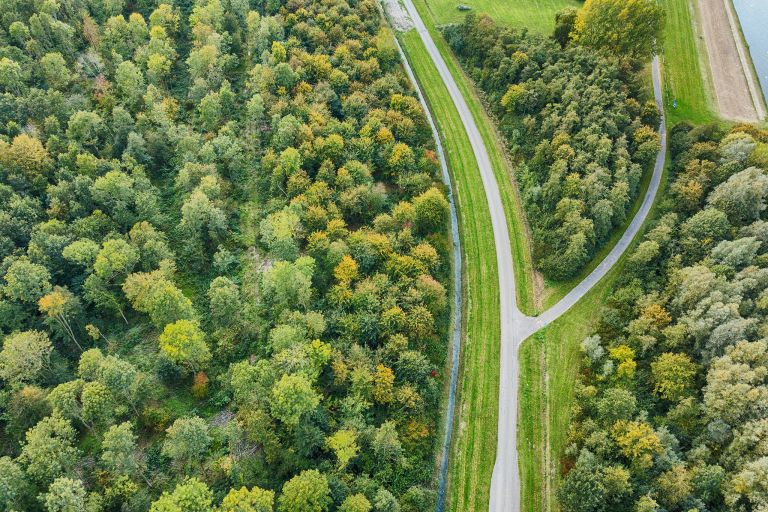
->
398, 29, 502, 512
412, 0, 538, 315
661, 0, 718, 125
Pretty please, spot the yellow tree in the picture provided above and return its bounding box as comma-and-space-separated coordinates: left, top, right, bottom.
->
325, 429, 359, 470
39, 286, 82, 351
372, 364, 395, 405
612, 420, 662, 468
158, 320, 211, 374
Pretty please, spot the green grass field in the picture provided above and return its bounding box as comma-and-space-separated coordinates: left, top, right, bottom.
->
418, 0, 581, 35
661, 0, 717, 125
398, 29, 502, 512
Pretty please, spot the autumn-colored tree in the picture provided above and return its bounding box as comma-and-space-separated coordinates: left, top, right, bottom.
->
573, 0, 664, 60
158, 320, 211, 373
39, 286, 82, 350
326, 429, 359, 470
612, 420, 662, 468
651, 352, 697, 401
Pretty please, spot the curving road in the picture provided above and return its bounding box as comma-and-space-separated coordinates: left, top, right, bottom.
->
396, 1, 667, 510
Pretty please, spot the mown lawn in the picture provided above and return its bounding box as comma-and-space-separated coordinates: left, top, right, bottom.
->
661, 0, 718, 125
417, 0, 581, 35
399, 29, 502, 512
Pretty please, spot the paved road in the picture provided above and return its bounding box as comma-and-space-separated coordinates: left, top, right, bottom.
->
397, 2, 667, 510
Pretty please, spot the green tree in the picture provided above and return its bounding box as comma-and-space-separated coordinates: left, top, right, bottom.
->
40, 52, 71, 90
372, 421, 403, 466
0, 330, 53, 385
413, 187, 449, 234
162, 416, 211, 471
0, 456, 25, 510
115, 61, 145, 109
42, 477, 86, 512
123, 268, 195, 328
707, 167, 768, 225
558, 451, 606, 512
326, 429, 359, 470
553, 7, 578, 47
158, 319, 211, 373
101, 421, 139, 476
62, 239, 101, 269
208, 276, 241, 327
277, 469, 331, 512
81, 381, 115, 429
98, 355, 146, 413
150, 478, 213, 512
0, 57, 23, 93
0, 134, 53, 188
339, 494, 372, 512
270, 373, 321, 427
260, 207, 302, 261
18, 414, 79, 485
84, 239, 140, 322
655, 465, 692, 509
47, 379, 84, 421
3, 258, 52, 304
261, 257, 315, 315
66, 111, 104, 149
573, 0, 664, 60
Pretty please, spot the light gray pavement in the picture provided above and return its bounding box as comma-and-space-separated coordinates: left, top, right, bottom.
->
396, 2, 667, 510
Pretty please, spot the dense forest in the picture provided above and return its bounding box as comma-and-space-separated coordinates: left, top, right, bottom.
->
0, 0, 453, 510
444, 13, 661, 280
560, 123, 768, 511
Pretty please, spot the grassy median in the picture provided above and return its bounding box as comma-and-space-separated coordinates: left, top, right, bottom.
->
412, 0, 538, 316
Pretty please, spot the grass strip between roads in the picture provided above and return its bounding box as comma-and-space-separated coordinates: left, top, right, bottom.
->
661, 0, 717, 125
398, 29, 502, 512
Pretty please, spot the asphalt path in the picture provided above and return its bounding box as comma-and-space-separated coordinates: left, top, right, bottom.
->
396, 2, 667, 509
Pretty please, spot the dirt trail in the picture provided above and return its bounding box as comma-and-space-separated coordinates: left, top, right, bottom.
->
698, 0, 763, 122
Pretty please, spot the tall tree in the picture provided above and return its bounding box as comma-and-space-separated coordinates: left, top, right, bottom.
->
573, 0, 665, 60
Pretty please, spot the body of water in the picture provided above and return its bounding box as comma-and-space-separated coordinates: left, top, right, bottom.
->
733, 0, 768, 106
